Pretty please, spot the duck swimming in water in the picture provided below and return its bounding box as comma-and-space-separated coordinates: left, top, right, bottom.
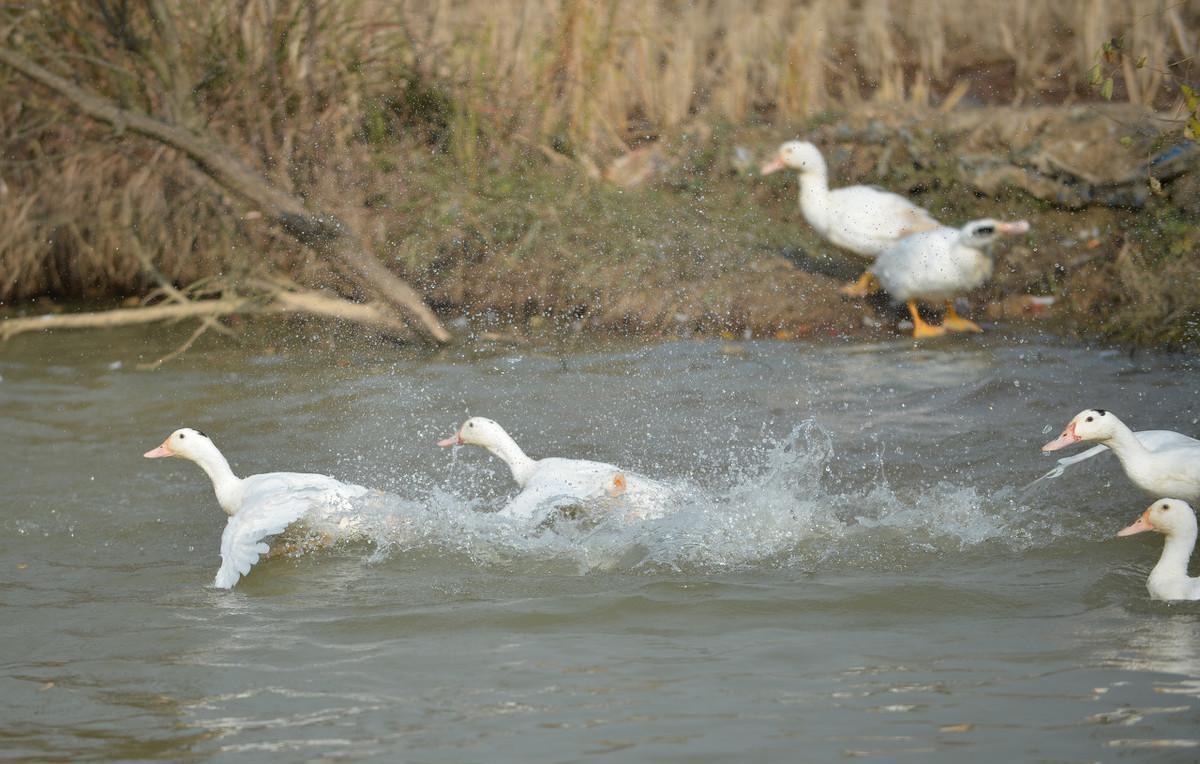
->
1118, 499, 1200, 602
145, 427, 369, 589
1042, 409, 1200, 502
438, 417, 669, 522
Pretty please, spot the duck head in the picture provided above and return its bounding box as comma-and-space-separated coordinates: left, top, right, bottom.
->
760, 140, 826, 176
958, 218, 1031, 247
438, 416, 509, 449
144, 427, 218, 462
1042, 409, 1117, 451
1118, 498, 1197, 538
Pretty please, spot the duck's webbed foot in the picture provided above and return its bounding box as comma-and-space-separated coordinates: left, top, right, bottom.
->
906, 300, 946, 338
942, 301, 982, 333
839, 271, 880, 298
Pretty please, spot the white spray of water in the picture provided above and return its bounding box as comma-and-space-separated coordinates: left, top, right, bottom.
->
322, 422, 1059, 575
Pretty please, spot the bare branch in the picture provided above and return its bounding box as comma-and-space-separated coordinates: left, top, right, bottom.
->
137, 318, 211, 369
1, 287, 414, 343
0, 45, 451, 344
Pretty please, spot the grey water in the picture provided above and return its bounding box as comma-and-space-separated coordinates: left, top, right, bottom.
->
2, 327, 1199, 762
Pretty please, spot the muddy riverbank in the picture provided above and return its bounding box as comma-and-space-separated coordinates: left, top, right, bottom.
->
3, 106, 1196, 352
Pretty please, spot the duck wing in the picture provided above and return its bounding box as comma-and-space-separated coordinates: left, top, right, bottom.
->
1138, 430, 1200, 452
825, 186, 940, 255
213, 474, 367, 589
497, 459, 622, 523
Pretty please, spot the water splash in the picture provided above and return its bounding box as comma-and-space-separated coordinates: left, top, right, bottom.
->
321, 422, 1059, 575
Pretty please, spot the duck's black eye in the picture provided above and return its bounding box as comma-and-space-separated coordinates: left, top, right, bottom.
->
178, 433, 185, 439
1162, 503, 1171, 510
1085, 416, 1093, 422
468, 422, 474, 428
975, 225, 994, 236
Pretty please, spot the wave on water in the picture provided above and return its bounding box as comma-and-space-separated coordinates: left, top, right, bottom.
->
325, 422, 1065, 575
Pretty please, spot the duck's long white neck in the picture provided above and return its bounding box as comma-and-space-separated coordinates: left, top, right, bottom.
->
1150, 527, 1197, 590
1100, 417, 1150, 466
797, 168, 831, 229
190, 447, 243, 515
483, 431, 537, 487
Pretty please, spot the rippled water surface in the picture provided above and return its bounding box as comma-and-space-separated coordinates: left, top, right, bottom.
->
3, 328, 1199, 761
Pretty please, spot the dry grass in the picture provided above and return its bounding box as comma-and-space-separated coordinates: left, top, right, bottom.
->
0, 0, 1196, 323
405, 0, 1197, 154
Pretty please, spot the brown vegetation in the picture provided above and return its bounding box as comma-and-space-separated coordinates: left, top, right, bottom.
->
0, 1, 1197, 350
404, 0, 1194, 153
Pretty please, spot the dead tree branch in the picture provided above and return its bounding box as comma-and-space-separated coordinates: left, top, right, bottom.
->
0, 286, 413, 343
0, 46, 451, 344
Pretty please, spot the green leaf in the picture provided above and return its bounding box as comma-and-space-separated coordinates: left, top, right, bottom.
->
1088, 63, 1103, 86
1119, 135, 1133, 147
1101, 77, 1114, 100
1135, 54, 1147, 69
1102, 38, 1121, 64
1182, 84, 1199, 113
1186, 116, 1200, 142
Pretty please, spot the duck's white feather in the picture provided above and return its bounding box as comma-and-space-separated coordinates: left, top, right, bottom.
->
809, 185, 940, 258
214, 474, 368, 589
443, 418, 670, 524
1107, 434, 1200, 502
766, 140, 939, 260
871, 227, 992, 302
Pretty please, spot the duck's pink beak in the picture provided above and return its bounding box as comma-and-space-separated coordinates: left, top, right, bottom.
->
997, 220, 1031, 235
144, 439, 174, 458
1042, 423, 1079, 452
760, 155, 786, 176
437, 431, 463, 448
1117, 509, 1154, 537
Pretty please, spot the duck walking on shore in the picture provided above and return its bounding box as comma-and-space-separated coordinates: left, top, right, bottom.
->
760, 140, 941, 296
870, 218, 1030, 338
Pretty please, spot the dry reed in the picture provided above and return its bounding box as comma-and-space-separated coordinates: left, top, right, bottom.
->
0, 0, 1196, 305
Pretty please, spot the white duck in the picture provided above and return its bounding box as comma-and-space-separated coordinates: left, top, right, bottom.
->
438, 417, 663, 522
870, 218, 1030, 337
1042, 409, 1200, 502
760, 140, 941, 296
1118, 499, 1200, 601
144, 427, 369, 589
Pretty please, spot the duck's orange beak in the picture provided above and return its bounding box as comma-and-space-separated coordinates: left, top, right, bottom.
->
997, 220, 1031, 235
760, 155, 786, 176
143, 439, 174, 458
437, 431, 463, 448
1117, 508, 1155, 537
1042, 422, 1079, 452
